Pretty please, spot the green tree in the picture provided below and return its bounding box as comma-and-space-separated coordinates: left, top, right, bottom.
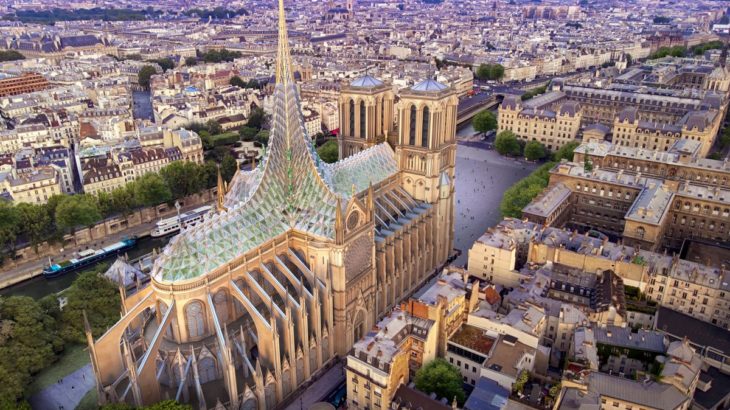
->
230, 75, 246, 88
475, 63, 505, 81
159, 161, 205, 199
16, 203, 51, 251
55, 195, 102, 233
149, 57, 175, 72
138, 65, 157, 90
247, 107, 266, 129
220, 154, 238, 182
184, 56, 197, 66
494, 130, 522, 156
0, 201, 20, 255
500, 162, 554, 218
524, 140, 546, 161
513, 369, 530, 393
0, 296, 63, 406
61, 268, 119, 343
201, 161, 220, 188
239, 126, 259, 141
206, 120, 223, 136
552, 141, 579, 161
317, 140, 339, 163
134, 173, 172, 206
414, 358, 466, 405
472, 110, 497, 134
256, 130, 270, 146
111, 186, 137, 216
0, 50, 25, 62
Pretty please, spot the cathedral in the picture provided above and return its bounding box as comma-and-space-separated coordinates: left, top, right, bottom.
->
87, 1, 457, 409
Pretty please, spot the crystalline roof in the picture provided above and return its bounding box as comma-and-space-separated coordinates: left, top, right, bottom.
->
411, 78, 448, 92
152, 1, 398, 283
350, 75, 383, 88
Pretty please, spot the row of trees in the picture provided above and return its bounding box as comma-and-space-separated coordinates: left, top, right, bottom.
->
493, 130, 549, 161
2, 7, 159, 24
0, 266, 121, 407
499, 141, 578, 218
0, 50, 24, 62
0, 159, 231, 260
230, 76, 261, 89
475, 63, 505, 81
183, 7, 248, 19
199, 49, 242, 63
521, 85, 548, 101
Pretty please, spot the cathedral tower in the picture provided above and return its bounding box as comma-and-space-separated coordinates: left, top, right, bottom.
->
338, 75, 395, 158
396, 78, 458, 262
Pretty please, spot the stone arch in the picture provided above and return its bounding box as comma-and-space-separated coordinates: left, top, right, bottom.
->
184, 300, 207, 340
352, 308, 366, 344
360, 100, 367, 139
422, 106, 430, 148
349, 98, 355, 137
409, 104, 417, 145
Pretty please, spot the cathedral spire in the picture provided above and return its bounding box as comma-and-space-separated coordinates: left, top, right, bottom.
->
216, 165, 226, 212
276, 0, 293, 86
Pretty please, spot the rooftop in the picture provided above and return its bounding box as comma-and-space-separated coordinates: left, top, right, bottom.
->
449, 324, 497, 356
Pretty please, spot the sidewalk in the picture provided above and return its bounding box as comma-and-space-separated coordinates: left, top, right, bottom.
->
28, 364, 94, 410
283, 362, 344, 410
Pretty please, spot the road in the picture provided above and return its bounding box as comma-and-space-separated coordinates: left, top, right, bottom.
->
0, 200, 212, 290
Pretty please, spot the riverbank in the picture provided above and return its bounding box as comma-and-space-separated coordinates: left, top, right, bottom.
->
0, 200, 211, 296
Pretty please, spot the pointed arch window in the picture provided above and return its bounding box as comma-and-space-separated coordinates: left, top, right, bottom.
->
409, 105, 417, 145
360, 100, 366, 139
349, 99, 355, 137
422, 107, 430, 148
185, 301, 205, 339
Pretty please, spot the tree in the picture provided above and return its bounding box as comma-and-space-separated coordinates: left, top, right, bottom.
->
414, 358, 465, 405
246, 107, 266, 129
0, 201, 20, 255
0, 50, 25, 62
184, 56, 197, 66
317, 140, 339, 163
256, 130, 270, 146
513, 369, 530, 393
0, 296, 63, 406
475, 63, 504, 81
134, 173, 172, 206
61, 268, 120, 343
206, 119, 223, 136
138, 65, 157, 90
472, 111, 497, 134
16, 203, 51, 251
110, 186, 137, 216
230, 75, 246, 88
201, 161, 220, 188
220, 155, 238, 182
149, 57, 174, 72
500, 162, 554, 218
552, 141, 579, 162
55, 195, 101, 233
494, 130, 522, 157
524, 140, 546, 161
159, 161, 205, 199
239, 126, 259, 141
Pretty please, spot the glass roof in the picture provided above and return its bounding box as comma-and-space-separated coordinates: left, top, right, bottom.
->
151, 1, 398, 283
411, 78, 448, 92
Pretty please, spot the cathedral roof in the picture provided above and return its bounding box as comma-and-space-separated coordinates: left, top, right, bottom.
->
411, 78, 448, 92
152, 0, 398, 283
350, 75, 384, 88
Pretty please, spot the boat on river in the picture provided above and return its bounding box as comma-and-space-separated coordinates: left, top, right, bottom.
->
42, 237, 138, 279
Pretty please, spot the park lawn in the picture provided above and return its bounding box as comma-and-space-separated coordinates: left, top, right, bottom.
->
207, 131, 239, 145
27, 344, 90, 396
76, 388, 98, 410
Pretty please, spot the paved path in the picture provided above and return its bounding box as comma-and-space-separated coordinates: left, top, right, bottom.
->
28, 364, 94, 410
284, 362, 344, 410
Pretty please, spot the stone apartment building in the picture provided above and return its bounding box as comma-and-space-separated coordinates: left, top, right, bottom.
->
1, 166, 61, 204
497, 73, 728, 155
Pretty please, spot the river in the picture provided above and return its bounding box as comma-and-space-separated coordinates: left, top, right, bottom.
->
0, 235, 170, 299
